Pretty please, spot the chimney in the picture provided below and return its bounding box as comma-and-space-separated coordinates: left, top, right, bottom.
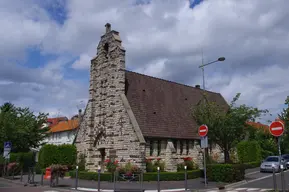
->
78, 109, 82, 122
105, 23, 111, 33
195, 85, 201, 89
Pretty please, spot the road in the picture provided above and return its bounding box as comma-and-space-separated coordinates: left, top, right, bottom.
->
228, 168, 289, 191
0, 178, 69, 192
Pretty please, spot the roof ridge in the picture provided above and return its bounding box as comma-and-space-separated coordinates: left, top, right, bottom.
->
124, 69, 221, 95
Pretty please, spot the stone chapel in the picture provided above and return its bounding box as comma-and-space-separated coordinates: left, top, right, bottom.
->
74, 23, 228, 172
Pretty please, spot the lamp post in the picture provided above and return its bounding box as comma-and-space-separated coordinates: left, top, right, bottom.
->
198, 57, 225, 90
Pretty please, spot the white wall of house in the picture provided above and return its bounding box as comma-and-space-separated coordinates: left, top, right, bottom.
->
44, 129, 77, 145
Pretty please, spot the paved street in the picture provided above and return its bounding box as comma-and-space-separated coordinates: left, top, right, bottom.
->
240, 169, 289, 190
0, 178, 70, 192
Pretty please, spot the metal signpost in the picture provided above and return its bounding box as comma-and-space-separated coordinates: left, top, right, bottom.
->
3, 141, 12, 176
269, 121, 285, 191
199, 125, 208, 187
3, 141, 11, 159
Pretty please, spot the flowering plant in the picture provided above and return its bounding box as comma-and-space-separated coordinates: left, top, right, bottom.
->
104, 159, 119, 172
177, 157, 198, 171
50, 164, 68, 179
183, 157, 192, 161
7, 162, 19, 172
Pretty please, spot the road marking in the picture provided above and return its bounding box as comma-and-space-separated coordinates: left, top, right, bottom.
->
43, 191, 60, 192
245, 171, 260, 176
73, 188, 113, 192
235, 188, 248, 190
271, 127, 283, 131
162, 189, 186, 192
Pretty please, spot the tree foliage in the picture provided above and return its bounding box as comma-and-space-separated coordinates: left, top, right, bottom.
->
192, 93, 268, 163
277, 96, 289, 153
0, 102, 49, 153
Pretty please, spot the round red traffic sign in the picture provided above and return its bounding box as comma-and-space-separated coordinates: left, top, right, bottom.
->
198, 124, 208, 137
269, 121, 284, 137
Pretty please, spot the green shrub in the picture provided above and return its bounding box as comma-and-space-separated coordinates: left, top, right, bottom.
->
38, 144, 77, 169
38, 144, 59, 168
153, 160, 165, 172
58, 144, 77, 168
237, 141, 261, 163
69, 169, 202, 181
206, 164, 245, 183
146, 159, 165, 172
69, 171, 113, 181
177, 157, 198, 172
243, 161, 261, 169
10, 152, 35, 172
146, 160, 155, 172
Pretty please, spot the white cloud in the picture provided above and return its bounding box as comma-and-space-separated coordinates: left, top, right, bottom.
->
0, 0, 289, 122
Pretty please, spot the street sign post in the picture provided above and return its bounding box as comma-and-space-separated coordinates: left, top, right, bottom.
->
198, 125, 208, 186
269, 121, 285, 188
3, 141, 12, 160
198, 125, 208, 137
269, 121, 284, 137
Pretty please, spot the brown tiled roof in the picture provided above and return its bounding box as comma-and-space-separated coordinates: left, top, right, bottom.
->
246, 121, 269, 133
49, 119, 79, 133
47, 117, 68, 127
125, 70, 228, 139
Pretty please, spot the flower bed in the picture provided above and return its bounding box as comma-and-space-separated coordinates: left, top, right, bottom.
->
177, 157, 199, 172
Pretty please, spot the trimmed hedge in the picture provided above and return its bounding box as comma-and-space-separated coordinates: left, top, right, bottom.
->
69, 169, 202, 181
206, 164, 245, 183
10, 152, 35, 172
244, 161, 261, 169
237, 141, 262, 163
38, 144, 77, 169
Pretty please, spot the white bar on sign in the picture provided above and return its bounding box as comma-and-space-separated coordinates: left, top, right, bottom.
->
200, 129, 206, 132
272, 127, 283, 131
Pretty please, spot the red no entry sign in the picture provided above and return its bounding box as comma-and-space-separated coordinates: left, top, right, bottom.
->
269, 121, 285, 137
198, 124, 208, 137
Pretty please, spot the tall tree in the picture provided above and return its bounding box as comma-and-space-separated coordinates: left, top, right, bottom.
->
192, 93, 268, 163
0, 102, 49, 153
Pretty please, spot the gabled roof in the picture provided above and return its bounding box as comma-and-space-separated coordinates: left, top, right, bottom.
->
49, 119, 79, 133
47, 117, 68, 127
125, 70, 228, 139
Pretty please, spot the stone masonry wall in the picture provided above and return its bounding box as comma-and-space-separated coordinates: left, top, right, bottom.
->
145, 139, 225, 172
75, 24, 145, 172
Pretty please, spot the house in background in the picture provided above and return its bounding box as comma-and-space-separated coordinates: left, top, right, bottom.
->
246, 121, 269, 134
44, 118, 79, 145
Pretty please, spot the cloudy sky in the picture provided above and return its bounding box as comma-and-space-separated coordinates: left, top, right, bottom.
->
0, 0, 288, 123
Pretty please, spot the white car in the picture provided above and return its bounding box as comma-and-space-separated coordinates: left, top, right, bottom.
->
260, 156, 286, 173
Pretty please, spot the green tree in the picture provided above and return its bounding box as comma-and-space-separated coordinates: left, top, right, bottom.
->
0, 102, 49, 153
192, 93, 268, 163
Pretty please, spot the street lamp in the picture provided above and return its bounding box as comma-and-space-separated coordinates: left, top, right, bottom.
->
198, 57, 226, 90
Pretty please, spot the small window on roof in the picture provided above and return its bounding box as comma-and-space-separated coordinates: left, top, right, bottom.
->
104, 43, 109, 52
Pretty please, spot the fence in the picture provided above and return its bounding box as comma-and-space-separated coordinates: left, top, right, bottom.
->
0, 165, 198, 191
73, 166, 190, 192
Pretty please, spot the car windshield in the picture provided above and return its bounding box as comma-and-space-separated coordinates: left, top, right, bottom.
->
282, 155, 289, 160
265, 157, 279, 162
